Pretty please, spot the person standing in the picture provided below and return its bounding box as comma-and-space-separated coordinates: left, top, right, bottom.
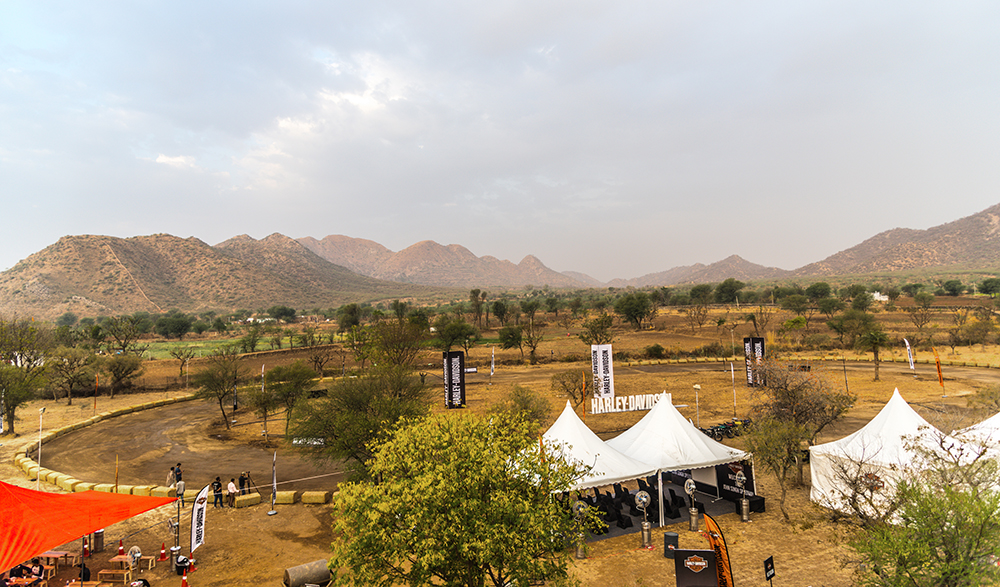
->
176, 479, 186, 507
211, 477, 223, 508
166, 467, 176, 488
174, 463, 183, 483
227, 478, 238, 507
238, 471, 248, 495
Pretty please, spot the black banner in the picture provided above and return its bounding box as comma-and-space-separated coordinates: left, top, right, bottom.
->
715, 460, 757, 501
674, 549, 719, 587
743, 337, 765, 387
443, 351, 466, 409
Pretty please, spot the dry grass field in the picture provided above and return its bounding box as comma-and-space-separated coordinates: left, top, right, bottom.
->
4, 304, 1000, 586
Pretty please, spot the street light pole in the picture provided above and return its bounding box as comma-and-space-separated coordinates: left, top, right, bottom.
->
36, 407, 45, 490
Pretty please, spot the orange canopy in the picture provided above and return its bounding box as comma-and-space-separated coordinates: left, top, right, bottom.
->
0, 481, 175, 572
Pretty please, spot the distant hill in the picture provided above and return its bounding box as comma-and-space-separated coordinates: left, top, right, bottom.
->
794, 203, 1000, 276
607, 255, 791, 288
0, 234, 445, 320
298, 235, 587, 289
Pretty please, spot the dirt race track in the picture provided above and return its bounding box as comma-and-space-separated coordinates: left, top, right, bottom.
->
3, 356, 999, 587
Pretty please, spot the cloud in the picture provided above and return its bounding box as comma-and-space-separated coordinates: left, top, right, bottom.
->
155, 154, 198, 169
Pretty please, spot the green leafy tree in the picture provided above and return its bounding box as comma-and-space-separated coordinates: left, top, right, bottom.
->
805, 282, 832, 301
99, 354, 144, 399
827, 309, 877, 347
752, 362, 855, 485
578, 313, 615, 346
154, 312, 194, 340
337, 303, 363, 331
101, 315, 148, 355
568, 297, 584, 317
433, 316, 479, 353
942, 279, 965, 296
492, 300, 510, 326
856, 327, 891, 381
267, 305, 297, 322
818, 297, 846, 320
371, 319, 426, 367
780, 294, 814, 329
714, 278, 745, 304
192, 345, 243, 429
488, 385, 552, 430
743, 417, 811, 522
0, 317, 53, 434
689, 284, 714, 304
851, 292, 874, 312
901, 283, 925, 297
330, 412, 585, 587
498, 325, 524, 361
48, 346, 96, 405
246, 379, 280, 441
614, 292, 653, 330
239, 323, 263, 353
979, 277, 1000, 298
850, 437, 1000, 587
519, 299, 541, 323
289, 365, 428, 480
345, 325, 374, 370
266, 360, 316, 428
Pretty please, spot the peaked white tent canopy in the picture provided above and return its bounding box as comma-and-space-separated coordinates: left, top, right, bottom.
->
543, 401, 656, 490
810, 388, 953, 511
955, 411, 1000, 449
607, 393, 748, 470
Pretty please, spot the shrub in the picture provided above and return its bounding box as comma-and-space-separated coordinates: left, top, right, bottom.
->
644, 344, 666, 359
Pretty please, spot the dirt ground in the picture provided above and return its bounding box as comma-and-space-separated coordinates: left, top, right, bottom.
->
3, 316, 1000, 586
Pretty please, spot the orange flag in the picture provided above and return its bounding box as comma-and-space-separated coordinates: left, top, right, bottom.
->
701, 513, 734, 587
932, 347, 945, 390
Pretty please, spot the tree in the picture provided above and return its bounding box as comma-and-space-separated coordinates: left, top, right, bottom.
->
714, 278, 745, 304
805, 282, 833, 301
568, 297, 584, 317
906, 292, 936, 334
102, 315, 147, 355
330, 413, 585, 587
683, 304, 710, 333
744, 304, 777, 336
752, 362, 855, 484
743, 417, 811, 522
827, 309, 877, 347
337, 303, 363, 331
267, 305, 297, 322
850, 436, 1000, 587
942, 279, 965, 296
578, 313, 615, 346
48, 346, 96, 405
519, 299, 541, 323
545, 296, 561, 316
168, 348, 196, 379
345, 325, 374, 370
100, 354, 143, 399
979, 277, 1000, 298
498, 325, 524, 361
488, 385, 552, 430
154, 312, 194, 340
289, 365, 428, 480
192, 345, 243, 429
689, 284, 714, 304
239, 324, 263, 353
818, 297, 846, 320
856, 327, 891, 381
901, 283, 925, 297
551, 370, 589, 409
266, 361, 316, 428
492, 300, 510, 326
307, 347, 336, 378
851, 292, 874, 312
469, 289, 485, 328
246, 377, 281, 442
780, 294, 815, 329
433, 316, 478, 353
614, 292, 653, 330
0, 317, 53, 434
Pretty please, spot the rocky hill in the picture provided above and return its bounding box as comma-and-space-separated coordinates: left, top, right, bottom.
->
794, 203, 1000, 276
0, 234, 445, 319
607, 255, 791, 288
298, 236, 587, 289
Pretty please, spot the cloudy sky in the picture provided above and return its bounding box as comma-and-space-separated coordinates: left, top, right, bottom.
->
2, 2, 998, 282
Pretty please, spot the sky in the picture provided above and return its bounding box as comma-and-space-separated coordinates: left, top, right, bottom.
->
2, 2, 999, 283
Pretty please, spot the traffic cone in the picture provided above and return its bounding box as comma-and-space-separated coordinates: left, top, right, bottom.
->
181, 570, 188, 587
83, 536, 90, 558
188, 558, 197, 572
118, 539, 125, 556
157, 542, 168, 562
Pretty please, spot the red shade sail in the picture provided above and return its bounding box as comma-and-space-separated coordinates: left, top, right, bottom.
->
0, 481, 175, 573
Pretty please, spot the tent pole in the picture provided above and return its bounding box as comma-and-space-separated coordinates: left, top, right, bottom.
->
658, 471, 664, 527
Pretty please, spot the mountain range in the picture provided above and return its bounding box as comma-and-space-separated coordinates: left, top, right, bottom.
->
1, 203, 999, 319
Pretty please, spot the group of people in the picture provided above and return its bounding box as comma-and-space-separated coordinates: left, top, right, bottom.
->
211, 471, 253, 508
2, 558, 47, 586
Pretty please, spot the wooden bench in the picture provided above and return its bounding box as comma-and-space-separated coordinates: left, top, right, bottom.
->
96, 568, 131, 584
138, 555, 156, 570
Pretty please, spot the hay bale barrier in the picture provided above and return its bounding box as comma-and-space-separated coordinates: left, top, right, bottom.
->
283, 559, 331, 587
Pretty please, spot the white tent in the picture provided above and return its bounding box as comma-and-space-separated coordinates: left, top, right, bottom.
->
543, 401, 657, 490
955, 411, 1000, 449
607, 393, 750, 525
810, 388, 952, 513
607, 393, 748, 471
